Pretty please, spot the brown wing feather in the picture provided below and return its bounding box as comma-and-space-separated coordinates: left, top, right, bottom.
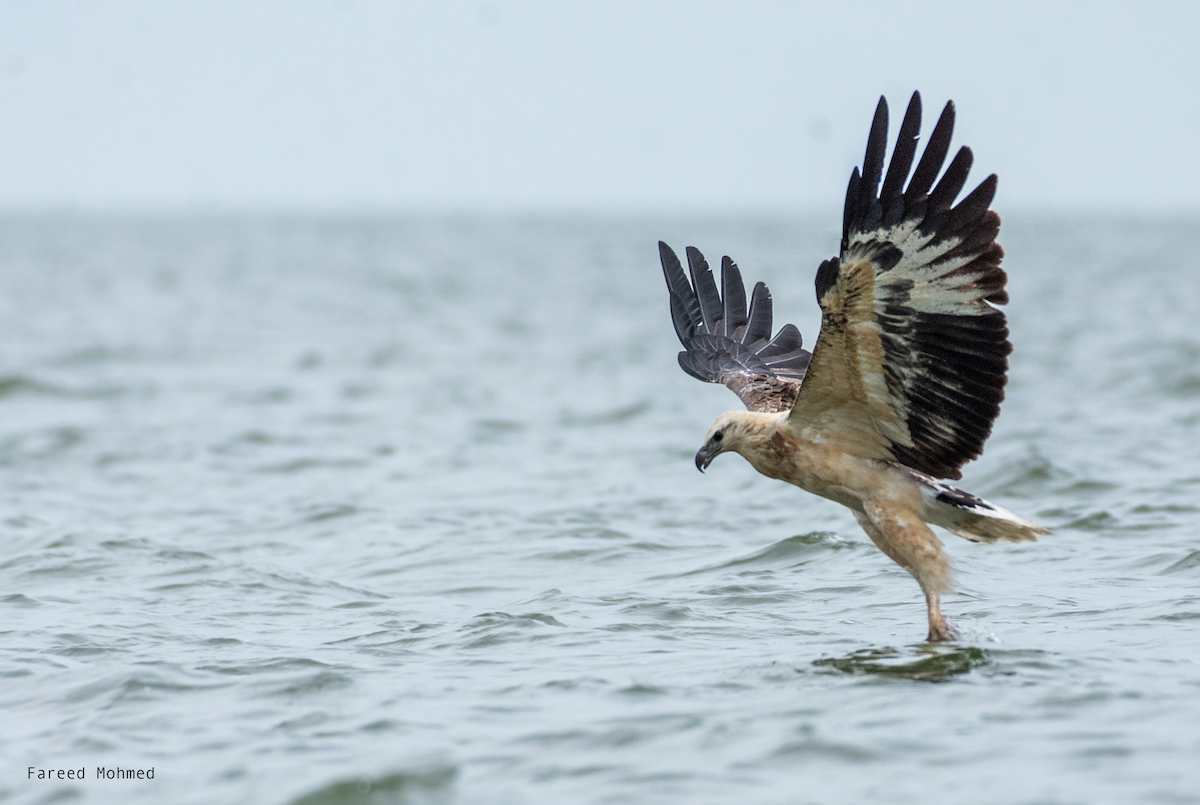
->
789, 92, 1010, 480
786, 257, 896, 458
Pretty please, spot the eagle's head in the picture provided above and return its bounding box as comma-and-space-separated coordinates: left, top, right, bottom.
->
695, 410, 781, 472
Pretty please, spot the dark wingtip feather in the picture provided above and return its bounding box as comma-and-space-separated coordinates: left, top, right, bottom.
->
677, 351, 711, 382
720, 256, 748, 337
927, 145, 974, 214
814, 258, 840, 302
906, 100, 955, 201
756, 322, 805, 358
686, 246, 723, 334
659, 241, 687, 295
658, 240, 678, 276
744, 281, 774, 345
660, 241, 700, 344
842, 168, 862, 247
668, 294, 692, 344
947, 174, 998, 233
861, 96, 889, 196
880, 92, 922, 206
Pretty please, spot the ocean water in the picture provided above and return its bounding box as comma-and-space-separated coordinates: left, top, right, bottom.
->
0, 212, 1198, 805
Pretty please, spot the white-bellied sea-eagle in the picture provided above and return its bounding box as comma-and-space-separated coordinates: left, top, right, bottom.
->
659, 92, 1047, 642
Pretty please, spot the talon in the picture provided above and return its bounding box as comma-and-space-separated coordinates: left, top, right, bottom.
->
926, 621, 960, 643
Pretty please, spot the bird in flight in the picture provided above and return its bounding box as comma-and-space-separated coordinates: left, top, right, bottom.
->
658, 91, 1047, 642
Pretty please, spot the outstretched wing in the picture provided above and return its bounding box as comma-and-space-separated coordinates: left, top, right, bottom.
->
659, 241, 811, 413
789, 92, 1010, 480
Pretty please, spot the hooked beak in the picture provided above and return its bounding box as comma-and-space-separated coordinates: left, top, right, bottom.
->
695, 443, 718, 473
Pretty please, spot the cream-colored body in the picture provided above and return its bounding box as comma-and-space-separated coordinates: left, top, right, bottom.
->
698, 409, 1045, 641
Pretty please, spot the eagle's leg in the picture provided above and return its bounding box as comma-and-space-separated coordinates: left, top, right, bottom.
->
855, 501, 958, 643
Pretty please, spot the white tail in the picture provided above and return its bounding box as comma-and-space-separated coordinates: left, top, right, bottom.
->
913, 472, 1049, 544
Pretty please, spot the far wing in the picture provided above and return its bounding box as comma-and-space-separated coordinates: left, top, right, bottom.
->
789, 92, 1010, 480
659, 241, 811, 414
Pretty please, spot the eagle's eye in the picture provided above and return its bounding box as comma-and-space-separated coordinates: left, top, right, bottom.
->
712, 430, 724, 443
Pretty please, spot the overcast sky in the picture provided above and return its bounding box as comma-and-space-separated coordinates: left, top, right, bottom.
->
0, 1, 1197, 213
